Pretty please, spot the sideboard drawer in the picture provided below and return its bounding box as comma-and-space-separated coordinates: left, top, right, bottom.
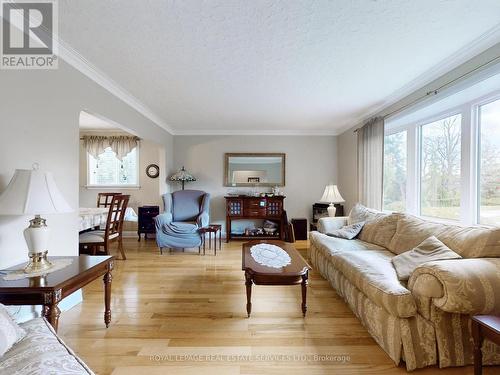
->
246, 208, 266, 217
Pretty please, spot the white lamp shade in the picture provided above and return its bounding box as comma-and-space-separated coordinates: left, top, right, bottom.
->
0, 169, 72, 215
320, 184, 345, 204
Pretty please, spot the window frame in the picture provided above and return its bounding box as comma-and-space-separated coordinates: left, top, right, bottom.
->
417, 111, 463, 222
383, 89, 500, 227
85, 145, 141, 189
474, 92, 500, 225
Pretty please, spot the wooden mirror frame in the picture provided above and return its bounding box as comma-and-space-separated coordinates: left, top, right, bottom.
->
224, 153, 286, 187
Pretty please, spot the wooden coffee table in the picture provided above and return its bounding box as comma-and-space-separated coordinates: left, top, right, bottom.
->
242, 240, 311, 317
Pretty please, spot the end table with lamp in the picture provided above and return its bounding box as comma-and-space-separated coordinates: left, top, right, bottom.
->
319, 184, 345, 217
0, 165, 114, 332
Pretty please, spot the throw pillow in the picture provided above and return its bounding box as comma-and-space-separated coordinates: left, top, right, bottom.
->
391, 236, 462, 281
0, 303, 26, 356
327, 222, 365, 240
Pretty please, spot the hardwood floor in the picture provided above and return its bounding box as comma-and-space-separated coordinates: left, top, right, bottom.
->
59, 239, 496, 375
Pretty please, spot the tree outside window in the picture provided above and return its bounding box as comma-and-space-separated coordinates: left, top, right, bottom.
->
420, 114, 462, 220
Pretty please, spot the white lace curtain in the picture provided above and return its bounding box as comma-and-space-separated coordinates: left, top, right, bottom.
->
357, 117, 384, 210
82, 135, 139, 160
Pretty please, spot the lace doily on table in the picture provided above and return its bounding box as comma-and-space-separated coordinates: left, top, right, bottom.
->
2, 258, 73, 281
250, 244, 291, 269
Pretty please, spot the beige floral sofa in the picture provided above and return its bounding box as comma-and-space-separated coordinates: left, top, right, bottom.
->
0, 317, 94, 375
308, 204, 500, 371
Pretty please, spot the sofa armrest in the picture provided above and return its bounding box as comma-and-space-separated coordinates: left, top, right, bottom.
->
317, 216, 348, 234
154, 212, 173, 230
408, 258, 500, 314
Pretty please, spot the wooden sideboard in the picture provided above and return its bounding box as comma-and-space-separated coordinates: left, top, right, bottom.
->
225, 196, 286, 242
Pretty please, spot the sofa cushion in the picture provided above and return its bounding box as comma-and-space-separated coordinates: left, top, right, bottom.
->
0, 317, 94, 374
326, 222, 365, 239
347, 203, 399, 248
310, 232, 386, 256
388, 214, 500, 258
391, 236, 462, 281
0, 304, 25, 356
331, 249, 417, 317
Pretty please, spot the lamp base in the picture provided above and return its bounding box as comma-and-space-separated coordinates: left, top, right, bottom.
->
24, 251, 53, 273
327, 203, 337, 217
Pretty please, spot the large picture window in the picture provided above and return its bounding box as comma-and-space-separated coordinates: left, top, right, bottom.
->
88, 147, 138, 187
420, 114, 462, 220
479, 98, 500, 226
383, 79, 500, 227
383, 131, 407, 211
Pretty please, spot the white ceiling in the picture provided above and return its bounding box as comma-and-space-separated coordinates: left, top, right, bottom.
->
59, 0, 500, 135
79, 111, 119, 131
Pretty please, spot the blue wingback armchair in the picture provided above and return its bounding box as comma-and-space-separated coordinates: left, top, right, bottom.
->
155, 190, 210, 251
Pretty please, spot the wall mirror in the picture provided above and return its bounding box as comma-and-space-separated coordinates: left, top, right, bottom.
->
224, 153, 285, 187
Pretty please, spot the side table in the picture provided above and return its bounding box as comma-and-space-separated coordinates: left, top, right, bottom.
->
0, 255, 113, 332
471, 315, 500, 375
199, 224, 222, 255
138, 205, 159, 241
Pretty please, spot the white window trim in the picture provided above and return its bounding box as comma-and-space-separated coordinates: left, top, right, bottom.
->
384, 89, 500, 227
86, 144, 140, 189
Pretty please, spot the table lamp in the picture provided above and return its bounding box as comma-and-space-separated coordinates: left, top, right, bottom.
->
320, 184, 345, 217
0, 165, 72, 273
169, 166, 196, 190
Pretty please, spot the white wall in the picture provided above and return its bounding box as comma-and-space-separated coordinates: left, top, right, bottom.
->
172, 135, 338, 234
79, 133, 165, 227
0, 61, 173, 269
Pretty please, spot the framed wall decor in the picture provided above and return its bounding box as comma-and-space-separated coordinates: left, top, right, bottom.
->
224, 153, 286, 187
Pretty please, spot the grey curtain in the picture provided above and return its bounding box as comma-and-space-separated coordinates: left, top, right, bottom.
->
357, 117, 384, 210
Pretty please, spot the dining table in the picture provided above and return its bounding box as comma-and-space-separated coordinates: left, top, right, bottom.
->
79, 207, 138, 232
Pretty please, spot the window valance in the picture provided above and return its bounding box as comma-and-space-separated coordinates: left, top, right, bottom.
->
82, 135, 139, 161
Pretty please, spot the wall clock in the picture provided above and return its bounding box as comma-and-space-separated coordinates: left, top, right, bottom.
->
146, 164, 159, 178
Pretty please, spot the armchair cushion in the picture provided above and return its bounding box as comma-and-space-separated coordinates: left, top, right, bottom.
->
161, 221, 199, 237
408, 258, 500, 314
171, 190, 207, 221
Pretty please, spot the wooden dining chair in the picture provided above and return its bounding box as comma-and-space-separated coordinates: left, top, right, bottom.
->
80, 194, 130, 260
97, 192, 122, 208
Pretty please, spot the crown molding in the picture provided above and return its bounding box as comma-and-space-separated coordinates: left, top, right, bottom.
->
57, 37, 175, 135
335, 23, 500, 136
174, 128, 340, 136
